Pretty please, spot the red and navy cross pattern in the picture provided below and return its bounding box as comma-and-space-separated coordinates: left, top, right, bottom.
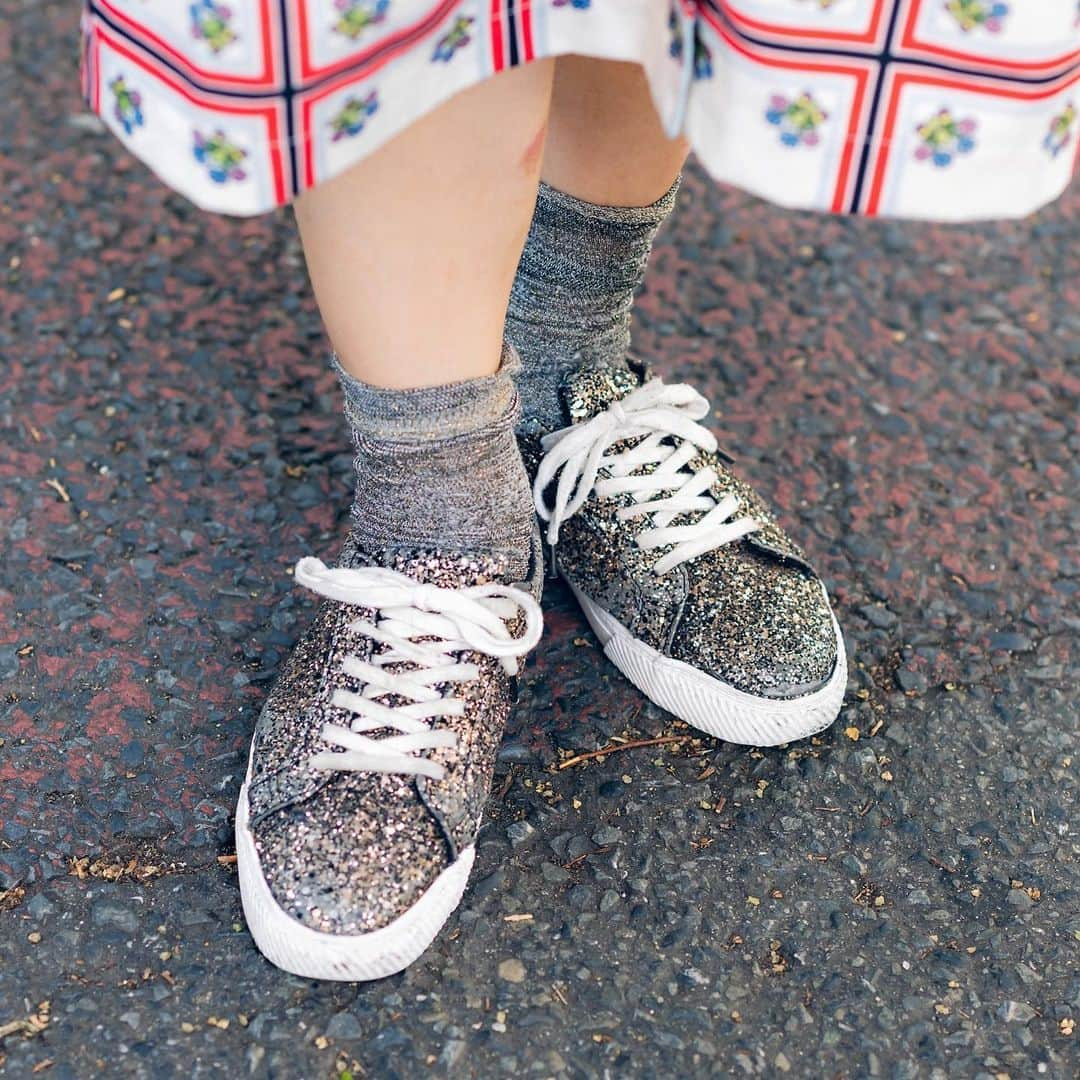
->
83, 1, 1079, 212
489, 0, 538, 70
90, 0, 287, 91
83, 1, 545, 201
699, 0, 1080, 213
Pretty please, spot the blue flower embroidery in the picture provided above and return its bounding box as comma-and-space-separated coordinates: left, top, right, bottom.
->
946, 1, 1009, 34
189, 1, 238, 53
1043, 103, 1075, 158
766, 93, 827, 147
432, 16, 474, 62
914, 109, 977, 167
193, 129, 248, 183
110, 77, 144, 136
668, 10, 713, 79
333, 0, 390, 41
329, 91, 380, 140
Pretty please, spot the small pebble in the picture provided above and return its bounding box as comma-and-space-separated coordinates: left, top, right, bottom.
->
498, 959, 526, 984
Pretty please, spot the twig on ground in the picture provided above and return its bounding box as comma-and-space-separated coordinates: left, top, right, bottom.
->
556, 735, 690, 771
563, 846, 611, 870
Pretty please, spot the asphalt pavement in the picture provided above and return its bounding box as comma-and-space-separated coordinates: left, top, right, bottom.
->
1, 3, 1077, 1077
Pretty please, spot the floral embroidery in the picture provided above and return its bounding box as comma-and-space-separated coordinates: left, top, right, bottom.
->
193, 129, 248, 183
189, 1, 238, 53
667, 10, 681, 61
914, 109, 977, 166
945, 0, 1009, 33
330, 91, 380, 140
668, 10, 713, 79
110, 76, 144, 136
431, 16, 474, 61
1043, 103, 1076, 158
766, 92, 827, 147
333, 0, 390, 41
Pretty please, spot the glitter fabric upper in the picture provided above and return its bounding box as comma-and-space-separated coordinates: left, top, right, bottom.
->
245, 533, 541, 936
524, 361, 837, 699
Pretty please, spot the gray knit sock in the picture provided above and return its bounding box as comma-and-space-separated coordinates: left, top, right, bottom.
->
506, 178, 680, 433
334, 344, 534, 579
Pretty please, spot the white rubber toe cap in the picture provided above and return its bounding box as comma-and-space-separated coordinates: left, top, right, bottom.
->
235, 777, 473, 982
569, 579, 846, 746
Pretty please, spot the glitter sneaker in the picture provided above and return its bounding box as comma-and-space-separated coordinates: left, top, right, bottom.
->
236, 539, 543, 981
525, 361, 845, 746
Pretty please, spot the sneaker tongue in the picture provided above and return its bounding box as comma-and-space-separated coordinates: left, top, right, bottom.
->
339, 537, 518, 589
561, 360, 647, 423
558, 362, 818, 576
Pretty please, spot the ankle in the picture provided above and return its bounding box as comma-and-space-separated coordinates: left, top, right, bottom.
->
336, 346, 536, 575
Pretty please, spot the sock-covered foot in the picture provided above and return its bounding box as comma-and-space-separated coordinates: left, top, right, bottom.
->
528, 361, 844, 745
509, 183, 843, 743
506, 179, 679, 435
236, 347, 543, 981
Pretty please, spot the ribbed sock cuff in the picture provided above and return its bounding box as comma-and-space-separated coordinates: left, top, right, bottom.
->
535, 177, 681, 227
334, 345, 534, 570
333, 342, 521, 442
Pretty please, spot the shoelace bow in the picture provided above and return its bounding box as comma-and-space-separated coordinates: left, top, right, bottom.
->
533, 378, 761, 576
295, 557, 543, 781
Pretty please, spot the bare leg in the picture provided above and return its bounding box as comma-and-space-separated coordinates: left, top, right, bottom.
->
542, 56, 689, 206
238, 65, 557, 984
294, 60, 554, 389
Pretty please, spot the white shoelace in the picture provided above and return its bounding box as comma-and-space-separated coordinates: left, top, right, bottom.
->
294, 557, 543, 781
533, 379, 761, 576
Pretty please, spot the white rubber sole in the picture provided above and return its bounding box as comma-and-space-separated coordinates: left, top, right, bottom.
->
567, 579, 847, 746
235, 759, 474, 982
